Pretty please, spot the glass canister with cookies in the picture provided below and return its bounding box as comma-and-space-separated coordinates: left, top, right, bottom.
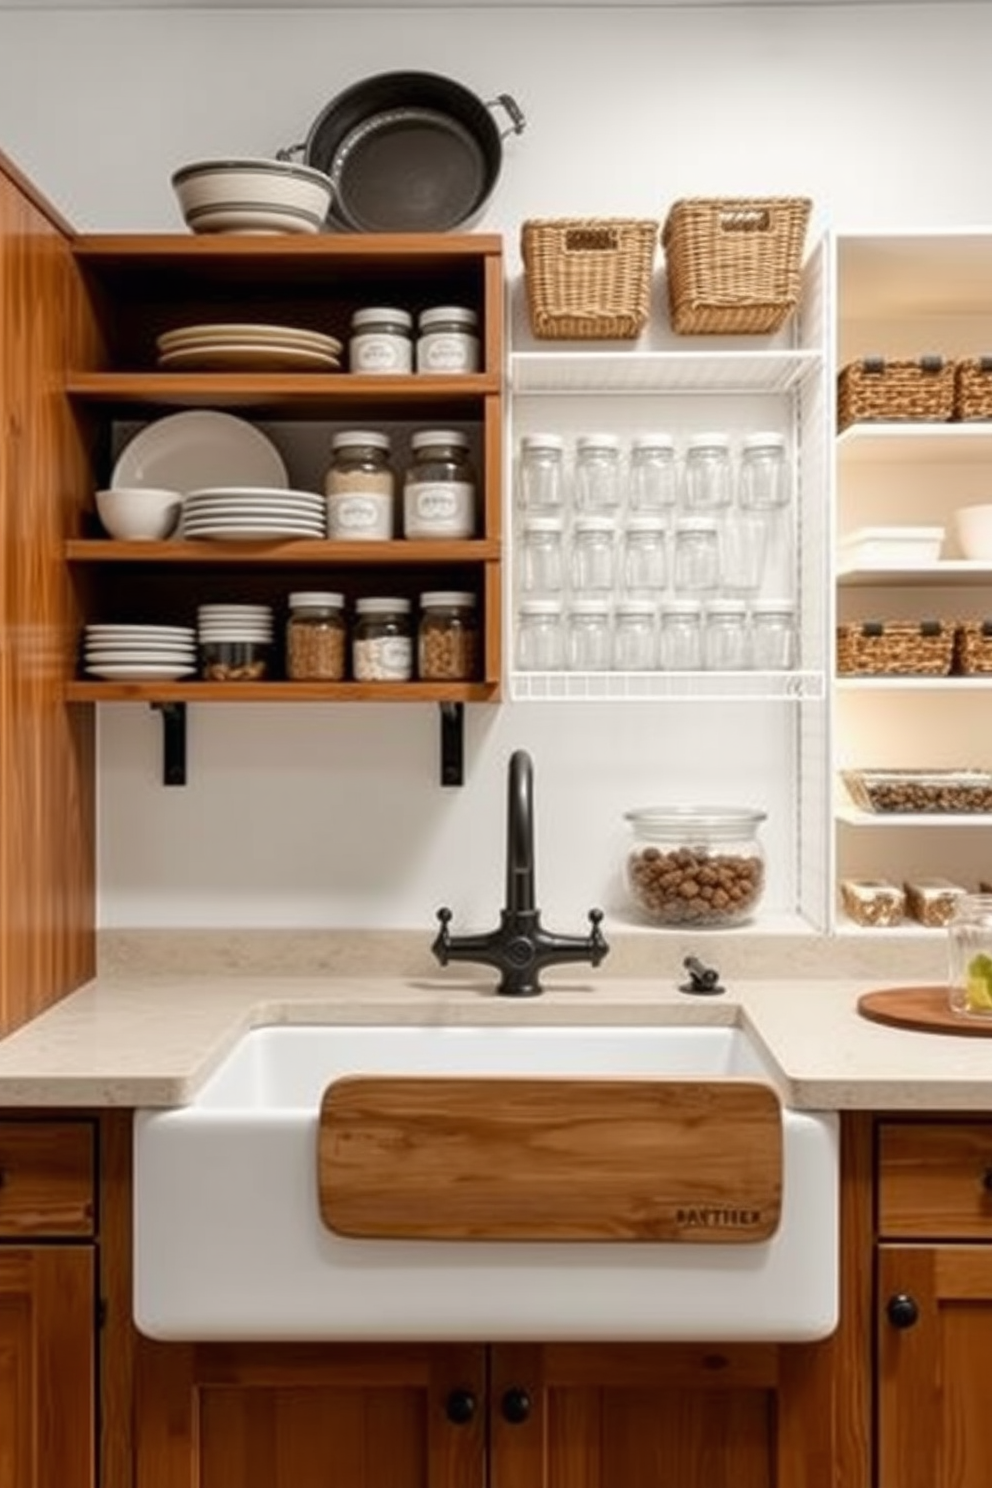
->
622, 806, 766, 927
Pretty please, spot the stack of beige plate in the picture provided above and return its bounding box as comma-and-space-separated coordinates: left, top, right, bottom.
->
156, 323, 342, 372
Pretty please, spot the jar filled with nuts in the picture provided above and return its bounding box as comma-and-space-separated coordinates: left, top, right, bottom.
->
622, 806, 767, 928
418, 591, 478, 681
286, 592, 346, 681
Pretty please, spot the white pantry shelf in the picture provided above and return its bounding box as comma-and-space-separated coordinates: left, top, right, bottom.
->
510, 670, 826, 702
510, 349, 820, 396
836, 423, 992, 464
837, 560, 992, 587
836, 675, 992, 691
836, 806, 992, 828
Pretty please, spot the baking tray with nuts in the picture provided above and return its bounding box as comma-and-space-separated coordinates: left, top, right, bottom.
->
842, 768, 992, 814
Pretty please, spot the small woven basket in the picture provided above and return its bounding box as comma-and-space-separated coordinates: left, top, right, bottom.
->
837, 356, 955, 430
836, 620, 954, 677
954, 619, 992, 675
661, 196, 811, 335
954, 358, 992, 421
520, 218, 659, 340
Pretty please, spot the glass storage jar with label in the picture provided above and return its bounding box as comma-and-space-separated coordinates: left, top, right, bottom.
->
518, 433, 564, 511
418, 591, 478, 681
416, 306, 480, 374
348, 306, 413, 374
403, 429, 477, 539
325, 430, 395, 541
352, 597, 413, 681
286, 591, 346, 680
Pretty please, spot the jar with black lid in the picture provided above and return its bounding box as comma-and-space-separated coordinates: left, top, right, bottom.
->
403, 429, 477, 539
418, 591, 479, 680
286, 592, 346, 680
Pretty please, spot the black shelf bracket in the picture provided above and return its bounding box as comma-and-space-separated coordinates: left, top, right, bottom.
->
439, 702, 465, 788
151, 702, 187, 787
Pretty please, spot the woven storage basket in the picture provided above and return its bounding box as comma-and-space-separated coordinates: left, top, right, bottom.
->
954, 619, 992, 674
954, 358, 992, 421
837, 356, 955, 430
520, 218, 658, 340
836, 620, 954, 677
660, 196, 811, 335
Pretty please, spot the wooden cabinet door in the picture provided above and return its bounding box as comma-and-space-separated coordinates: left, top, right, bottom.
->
490, 1341, 831, 1488
135, 1338, 486, 1488
878, 1244, 992, 1488
0, 1247, 94, 1488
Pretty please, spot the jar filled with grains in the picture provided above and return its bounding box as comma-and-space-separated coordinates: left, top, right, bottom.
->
286, 592, 346, 681
325, 430, 395, 541
352, 597, 413, 681
418, 591, 479, 681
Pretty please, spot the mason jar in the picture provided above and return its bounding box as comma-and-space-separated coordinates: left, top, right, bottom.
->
566, 598, 612, 671
571, 515, 617, 592
682, 432, 733, 511
613, 600, 658, 671
739, 431, 790, 510
628, 433, 678, 512
518, 433, 564, 512
948, 893, 992, 1019
324, 430, 395, 541
348, 306, 413, 374
352, 597, 413, 681
417, 591, 478, 681
286, 591, 347, 681
672, 517, 720, 594
750, 599, 796, 670
403, 429, 476, 539
703, 599, 749, 670
416, 305, 480, 374
519, 515, 565, 593
621, 516, 667, 596
622, 806, 767, 927
517, 598, 564, 670
574, 433, 622, 512
658, 599, 703, 670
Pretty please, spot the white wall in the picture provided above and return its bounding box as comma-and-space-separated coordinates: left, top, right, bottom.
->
1, 4, 989, 931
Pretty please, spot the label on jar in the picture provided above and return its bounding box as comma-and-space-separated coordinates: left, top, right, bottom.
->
416, 331, 480, 374
349, 332, 413, 374
403, 480, 475, 539
353, 636, 413, 681
327, 490, 393, 541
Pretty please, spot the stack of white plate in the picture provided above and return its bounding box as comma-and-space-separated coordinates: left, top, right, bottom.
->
156, 323, 342, 373
197, 605, 274, 647
82, 624, 198, 681
181, 487, 326, 541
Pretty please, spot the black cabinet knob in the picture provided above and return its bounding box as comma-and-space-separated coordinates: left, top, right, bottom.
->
501, 1387, 532, 1424
886, 1293, 920, 1329
445, 1389, 477, 1426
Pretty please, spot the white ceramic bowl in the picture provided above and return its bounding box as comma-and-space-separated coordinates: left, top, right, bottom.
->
171, 158, 333, 235
95, 487, 183, 541
954, 503, 992, 560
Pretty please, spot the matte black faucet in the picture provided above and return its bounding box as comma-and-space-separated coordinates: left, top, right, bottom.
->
432, 749, 609, 997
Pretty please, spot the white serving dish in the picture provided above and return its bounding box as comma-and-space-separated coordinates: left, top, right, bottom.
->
839, 525, 945, 568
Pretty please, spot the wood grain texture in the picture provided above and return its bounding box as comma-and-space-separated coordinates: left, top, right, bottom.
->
857, 985, 992, 1037
98, 1111, 136, 1488
0, 1119, 94, 1236
878, 1119, 992, 1239
319, 1076, 782, 1241
0, 154, 97, 1037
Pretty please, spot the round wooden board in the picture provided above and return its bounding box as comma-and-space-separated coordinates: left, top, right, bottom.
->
857, 985, 992, 1037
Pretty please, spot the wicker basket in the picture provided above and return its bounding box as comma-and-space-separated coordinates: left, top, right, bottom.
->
660, 196, 812, 335
954, 358, 992, 421
520, 219, 658, 340
837, 356, 955, 431
836, 620, 954, 676
954, 619, 992, 674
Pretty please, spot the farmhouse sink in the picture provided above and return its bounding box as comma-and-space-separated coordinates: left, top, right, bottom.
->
133, 1022, 838, 1343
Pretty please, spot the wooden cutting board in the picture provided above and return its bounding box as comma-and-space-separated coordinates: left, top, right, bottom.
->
858, 984, 992, 1037
318, 1076, 783, 1243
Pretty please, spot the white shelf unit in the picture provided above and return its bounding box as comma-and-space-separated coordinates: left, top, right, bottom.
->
506, 238, 834, 932
833, 229, 992, 926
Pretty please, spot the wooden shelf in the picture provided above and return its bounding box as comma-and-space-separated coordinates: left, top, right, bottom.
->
66, 538, 500, 564
65, 371, 500, 413
65, 680, 499, 703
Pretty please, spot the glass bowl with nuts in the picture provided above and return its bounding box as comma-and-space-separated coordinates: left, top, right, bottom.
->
622, 806, 767, 928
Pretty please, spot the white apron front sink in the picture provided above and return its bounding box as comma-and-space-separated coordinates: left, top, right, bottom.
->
133, 1022, 838, 1343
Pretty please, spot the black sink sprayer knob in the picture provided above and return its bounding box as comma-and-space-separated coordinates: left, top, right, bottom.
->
501, 1387, 532, 1424
886, 1293, 920, 1329
445, 1389, 477, 1426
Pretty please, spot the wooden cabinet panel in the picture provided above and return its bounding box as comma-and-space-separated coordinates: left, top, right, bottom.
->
0, 1247, 94, 1488
878, 1244, 992, 1488
878, 1121, 992, 1239
0, 1121, 95, 1237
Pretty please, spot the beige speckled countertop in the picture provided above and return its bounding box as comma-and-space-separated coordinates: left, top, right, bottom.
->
0, 952, 989, 1111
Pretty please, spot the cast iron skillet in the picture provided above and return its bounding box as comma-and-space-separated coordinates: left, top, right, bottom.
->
281, 71, 525, 233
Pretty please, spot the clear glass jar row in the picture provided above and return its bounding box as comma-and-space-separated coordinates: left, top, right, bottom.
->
517, 430, 791, 515
516, 597, 796, 672
518, 508, 780, 599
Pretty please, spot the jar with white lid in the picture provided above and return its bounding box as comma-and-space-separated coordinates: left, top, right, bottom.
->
286, 591, 346, 681
567, 598, 612, 671
750, 599, 796, 669
628, 433, 678, 512
682, 432, 733, 511
403, 429, 476, 539
672, 517, 720, 593
416, 306, 480, 374
739, 432, 790, 509
519, 515, 565, 592
348, 307, 413, 374
571, 515, 617, 592
659, 599, 703, 670
418, 591, 478, 681
574, 433, 622, 512
352, 597, 413, 681
518, 433, 564, 511
703, 598, 749, 670
613, 600, 657, 671
325, 430, 395, 541
621, 516, 667, 595
517, 599, 564, 670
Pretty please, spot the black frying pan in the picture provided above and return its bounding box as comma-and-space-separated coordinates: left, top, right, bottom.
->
281, 71, 525, 233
